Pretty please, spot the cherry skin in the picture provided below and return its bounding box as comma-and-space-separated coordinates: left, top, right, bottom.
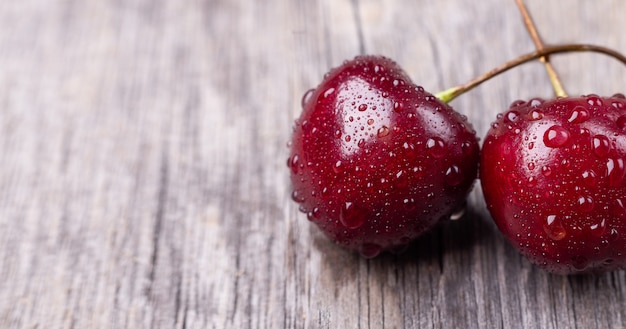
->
288, 56, 479, 257
481, 94, 626, 274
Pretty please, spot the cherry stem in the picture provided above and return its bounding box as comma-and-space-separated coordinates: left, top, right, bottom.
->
515, 0, 568, 98
435, 44, 626, 103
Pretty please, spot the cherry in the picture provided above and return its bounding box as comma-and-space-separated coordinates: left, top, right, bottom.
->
479, 0, 626, 274
480, 94, 626, 273
288, 56, 479, 257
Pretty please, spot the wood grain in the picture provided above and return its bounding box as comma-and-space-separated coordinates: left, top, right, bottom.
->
1, 0, 626, 328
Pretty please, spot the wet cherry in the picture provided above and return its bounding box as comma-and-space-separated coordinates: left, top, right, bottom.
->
288, 56, 479, 257
480, 94, 626, 273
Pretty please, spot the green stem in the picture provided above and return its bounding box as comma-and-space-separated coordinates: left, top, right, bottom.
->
435, 44, 626, 103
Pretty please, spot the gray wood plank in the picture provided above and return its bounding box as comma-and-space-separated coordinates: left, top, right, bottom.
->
0, 0, 625, 328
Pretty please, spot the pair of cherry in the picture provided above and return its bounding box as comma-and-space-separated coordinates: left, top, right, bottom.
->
287, 35, 626, 275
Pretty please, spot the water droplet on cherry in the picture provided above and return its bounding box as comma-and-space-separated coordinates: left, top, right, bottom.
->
586, 94, 603, 106
461, 141, 473, 155
292, 190, 306, 203
403, 198, 416, 211
577, 196, 594, 213
530, 98, 544, 108
615, 199, 626, 219
395, 170, 408, 188
543, 125, 570, 148
444, 165, 463, 186
589, 218, 606, 237
377, 126, 390, 137
288, 154, 300, 174
505, 110, 519, 123
426, 137, 447, 158
609, 228, 620, 241
340, 202, 367, 229
592, 135, 611, 158
529, 110, 543, 120
581, 170, 598, 187
393, 101, 403, 112
544, 215, 566, 240
617, 115, 626, 131
333, 160, 343, 173
541, 166, 552, 177
301, 89, 315, 108
307, 207, 321, 221
323, 88, 335, 98
567, 106, 590, 123
605, 158, 625, 186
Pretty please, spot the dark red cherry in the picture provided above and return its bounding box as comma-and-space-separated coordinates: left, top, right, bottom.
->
481, 93, 626, 273
288, 56, 479, 257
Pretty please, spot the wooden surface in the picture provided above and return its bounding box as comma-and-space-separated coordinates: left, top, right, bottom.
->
1, 0, 626, 328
